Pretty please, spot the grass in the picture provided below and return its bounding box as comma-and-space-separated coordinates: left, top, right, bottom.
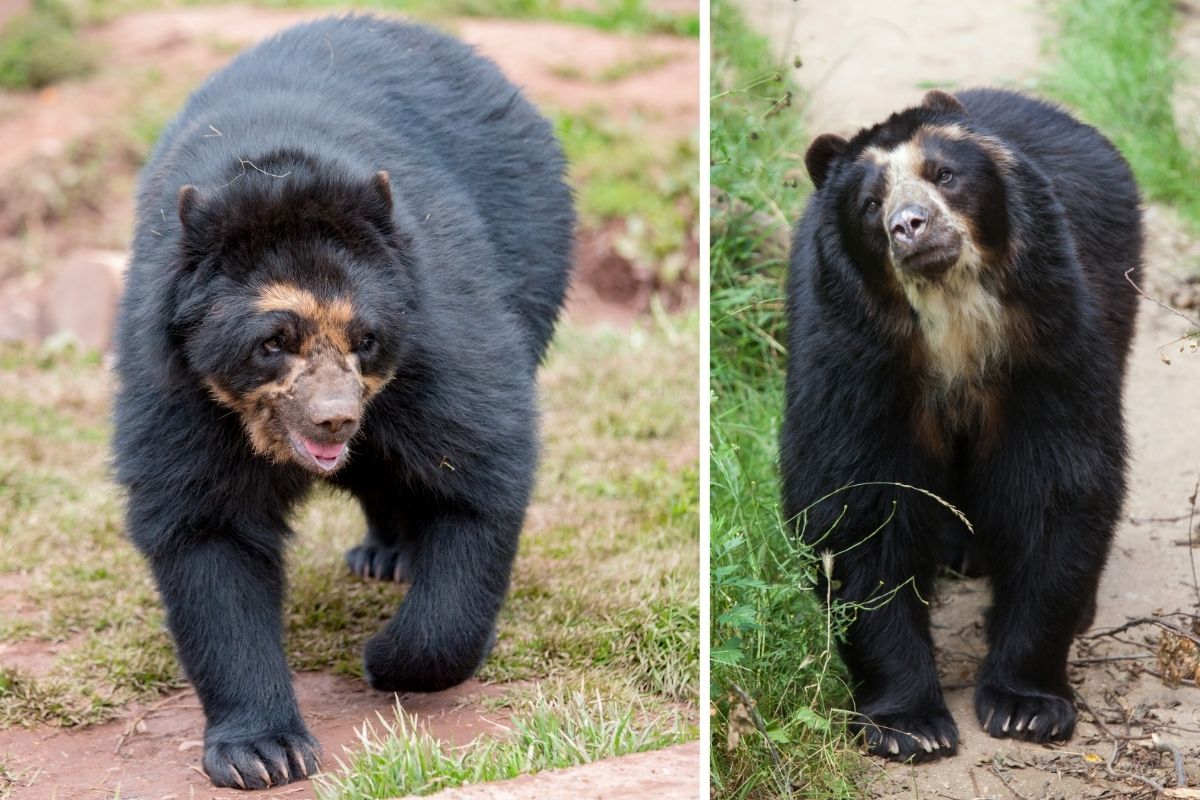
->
315, 691, 686, 799
558, 110, 699, 282
0, 314, 698, 742
709, 1, 863, 797
1043, 0, 1200, 232
70, 0, 698, 36
0, 0, 95, 90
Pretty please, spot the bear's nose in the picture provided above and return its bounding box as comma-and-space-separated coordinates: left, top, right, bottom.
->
889, 205, 930, 244
310, 398, 359, 435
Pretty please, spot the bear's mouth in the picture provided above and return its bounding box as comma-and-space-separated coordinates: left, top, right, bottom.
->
286, 431, 350, 473
893, 245, 960, 278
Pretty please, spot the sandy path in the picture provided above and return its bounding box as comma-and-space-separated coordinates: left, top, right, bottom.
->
736, 0, 1046, 137
734, 1, 1200, 796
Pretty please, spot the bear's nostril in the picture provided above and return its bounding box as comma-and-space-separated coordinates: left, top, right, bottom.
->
310, 400, 359, 434
889, 206, 930, 244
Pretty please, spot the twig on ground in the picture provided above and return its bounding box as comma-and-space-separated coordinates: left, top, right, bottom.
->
1150, 733, 1188, 788
1143, 669, 1200, 688
113, 693, 197, 755
1186, 469, 1200, 610
1125, 268, 1200, 330
1086, 617, 1200, 647
1070, 654, 1154, 666
1078, 694, 1167, 796
729, 683, 792, 799
1130, 513, 1193, 524
969, 767, 983, 798
990, 761, 1030, 800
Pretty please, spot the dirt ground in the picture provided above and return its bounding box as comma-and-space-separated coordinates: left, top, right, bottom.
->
0, 4, 699, 799
0, 675, 504, 799
739, 1, 1200, 797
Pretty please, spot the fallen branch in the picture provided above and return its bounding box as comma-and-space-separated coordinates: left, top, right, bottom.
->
1150, 733, 1188, 788
1085, 617, 1200, 647
728, 684, 792, 799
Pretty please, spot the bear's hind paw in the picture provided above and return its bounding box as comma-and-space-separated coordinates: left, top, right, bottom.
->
346, 543, 410, 584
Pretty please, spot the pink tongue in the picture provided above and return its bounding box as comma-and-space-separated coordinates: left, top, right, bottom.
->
304, 439, 345, 460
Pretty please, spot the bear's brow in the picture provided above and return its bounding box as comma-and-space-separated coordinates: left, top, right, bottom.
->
256, 283, 352, 321
255, 282, 354, 352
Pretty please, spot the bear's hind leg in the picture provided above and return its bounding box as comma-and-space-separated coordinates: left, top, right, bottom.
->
339, 463, 416, 584
361, 501, 521, 692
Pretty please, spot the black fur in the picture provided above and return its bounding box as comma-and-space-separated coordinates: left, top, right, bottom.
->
113, 16, 573, 789
780, 89, 1140, 761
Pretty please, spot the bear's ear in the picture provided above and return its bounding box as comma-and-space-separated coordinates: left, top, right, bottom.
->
805, 134, 849, 190
921, 89, 966, 116
177, 184, 203, 233
365, 170, 394, 233
371, 170, 392, 209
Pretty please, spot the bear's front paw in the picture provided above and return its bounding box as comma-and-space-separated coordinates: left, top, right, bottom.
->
203, 726, 322, 790
852, 706, 958, 762
346, 542, 411, 583
975, 681, 1075, 743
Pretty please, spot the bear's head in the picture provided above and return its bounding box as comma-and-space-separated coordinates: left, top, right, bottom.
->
804, 90, 1013, 287
166, 158, 412, 474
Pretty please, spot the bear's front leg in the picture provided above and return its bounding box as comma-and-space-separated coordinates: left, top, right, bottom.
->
143, 524, 320, 789
362, 505, 521, 692
831, 537, 958, 762
968, 396, 1124, 744
971, 512, 1108, 742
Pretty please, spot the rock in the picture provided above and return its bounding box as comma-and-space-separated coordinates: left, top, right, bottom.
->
41, 249, 126, 352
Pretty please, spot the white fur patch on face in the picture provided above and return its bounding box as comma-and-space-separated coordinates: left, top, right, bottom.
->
900, 242, 1005, 391
868, 137, 1007, 392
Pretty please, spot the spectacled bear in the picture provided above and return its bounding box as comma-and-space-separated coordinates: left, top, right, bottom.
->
780, 88, 1140, 761
113, 16, 573, 789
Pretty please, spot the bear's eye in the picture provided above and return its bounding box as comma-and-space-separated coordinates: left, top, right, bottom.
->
356, 333, 377, 355
261, 336, 283, 355
864, 199, 880, 214
937, 168, 955, 184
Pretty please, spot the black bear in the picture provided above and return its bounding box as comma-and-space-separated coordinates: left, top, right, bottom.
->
781, 89, 1140, 761
113, 16, 573, 789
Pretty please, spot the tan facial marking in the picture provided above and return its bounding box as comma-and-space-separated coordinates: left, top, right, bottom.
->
360, 367, 395, 401
256, 282, 354, 354
871, 134, 1009, 404
204, 286, 398, 467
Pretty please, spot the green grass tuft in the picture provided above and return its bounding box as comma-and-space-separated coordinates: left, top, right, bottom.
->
78, 0, 697, 36
709, 1, 863, 797
315, 691, 685, 799
0, 0, 95, 91
1044, 0, 1200, 232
